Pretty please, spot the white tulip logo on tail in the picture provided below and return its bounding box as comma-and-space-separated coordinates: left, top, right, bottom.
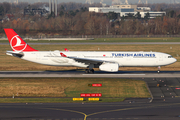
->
10, 35, 27, 52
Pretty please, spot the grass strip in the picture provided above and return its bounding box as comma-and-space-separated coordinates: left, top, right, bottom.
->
0, 98, 125, 103
0, 78, 150, 103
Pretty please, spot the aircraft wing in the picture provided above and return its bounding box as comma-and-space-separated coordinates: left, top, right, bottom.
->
60, 52, 105, 65
68, 56, 104, 64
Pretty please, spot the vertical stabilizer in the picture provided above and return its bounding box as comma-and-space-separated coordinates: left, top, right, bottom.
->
4, 28, 38, 52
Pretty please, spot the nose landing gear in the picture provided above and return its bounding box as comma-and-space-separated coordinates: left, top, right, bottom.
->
157, 66, 161, 73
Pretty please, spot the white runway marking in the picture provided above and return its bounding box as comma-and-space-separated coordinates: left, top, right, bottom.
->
83, 74, 146, 76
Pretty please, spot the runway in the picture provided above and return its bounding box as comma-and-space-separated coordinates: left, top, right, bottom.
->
0, 70, 180, 78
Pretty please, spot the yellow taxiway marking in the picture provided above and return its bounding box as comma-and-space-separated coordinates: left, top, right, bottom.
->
42, 105, 151, 120
42, 108, 87, 120
83, 74, 146, 76
39, 103, 180, 120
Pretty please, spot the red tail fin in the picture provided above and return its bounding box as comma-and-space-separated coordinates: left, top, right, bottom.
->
4, 28, 38, 52
60, 52, 67, 57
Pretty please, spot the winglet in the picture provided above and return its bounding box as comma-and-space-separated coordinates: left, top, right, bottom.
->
4, 28, 38, 52
64, 48, 69, 51
60, 52, 67, 57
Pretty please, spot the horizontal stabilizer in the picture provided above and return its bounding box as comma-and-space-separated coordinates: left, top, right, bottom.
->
6, 51, 24, 58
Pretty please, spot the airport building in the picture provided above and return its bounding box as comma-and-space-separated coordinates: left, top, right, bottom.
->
89, 5, 165, 18
89, 6, 125, 13
140, 11, 166, 18
24, 8, 49, 16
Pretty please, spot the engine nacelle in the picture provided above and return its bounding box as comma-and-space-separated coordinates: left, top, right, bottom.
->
99, 62, 119, 72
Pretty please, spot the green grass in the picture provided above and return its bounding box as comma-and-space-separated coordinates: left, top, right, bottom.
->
0, 98, 72, 103
0, 98, 125, 103
0, 78, 150, 103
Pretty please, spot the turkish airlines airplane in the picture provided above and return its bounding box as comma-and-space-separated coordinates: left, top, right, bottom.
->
4, 28, 177, 73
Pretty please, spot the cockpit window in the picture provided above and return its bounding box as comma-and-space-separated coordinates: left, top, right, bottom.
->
168, 56, 173, 58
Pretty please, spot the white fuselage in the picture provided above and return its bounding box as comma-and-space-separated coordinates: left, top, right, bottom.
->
21, 51, 176, 68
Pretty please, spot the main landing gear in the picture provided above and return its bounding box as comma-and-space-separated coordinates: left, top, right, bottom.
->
85, 69, 94, 74
85, 64, 95, 74
157, 66, 161, 73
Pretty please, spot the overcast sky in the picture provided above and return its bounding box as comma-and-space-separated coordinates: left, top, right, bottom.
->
2, 0, 180, 5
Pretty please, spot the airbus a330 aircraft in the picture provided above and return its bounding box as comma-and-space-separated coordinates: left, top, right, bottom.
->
4, 28, 177, 73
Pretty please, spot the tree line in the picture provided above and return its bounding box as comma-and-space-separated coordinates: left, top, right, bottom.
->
1, 2, 180, 36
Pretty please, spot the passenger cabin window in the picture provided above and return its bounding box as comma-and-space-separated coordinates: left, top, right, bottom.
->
168, 56, 173, 58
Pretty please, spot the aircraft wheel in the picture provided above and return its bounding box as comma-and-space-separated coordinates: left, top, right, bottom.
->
89, 69, 94, 74
85, 69, 94, 74
85, 69, 89, 74
157, 66, 161, 73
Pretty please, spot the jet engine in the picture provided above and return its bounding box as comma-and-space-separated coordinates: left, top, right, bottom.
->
99, 62, 119, 72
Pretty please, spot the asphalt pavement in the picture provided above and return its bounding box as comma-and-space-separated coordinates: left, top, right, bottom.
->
1, 98, 180, 120
0, 70, 180, 78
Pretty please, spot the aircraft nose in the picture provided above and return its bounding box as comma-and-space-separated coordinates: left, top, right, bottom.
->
173, 58, 177, 63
